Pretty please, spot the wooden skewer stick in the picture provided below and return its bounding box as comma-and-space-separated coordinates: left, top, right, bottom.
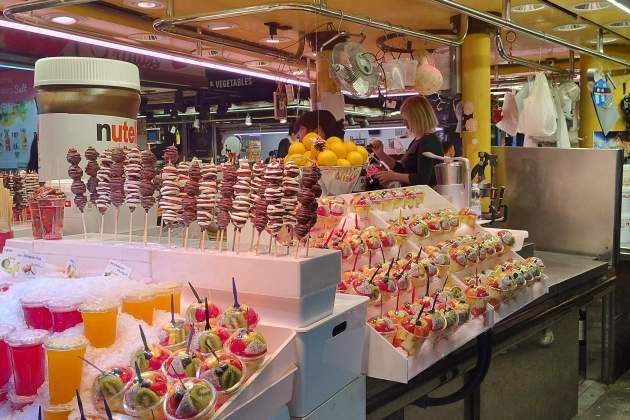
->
249, 228, 255, 252
114, 207, 119, 240
255, 231, 261, 255
100, 214, 105, 241
128, 210, 134, 245
143, 212, 148, 246
167, 227, 172, 248
158, 217, 164, 243
201, 230, 206, 252
81, 212, 88, 240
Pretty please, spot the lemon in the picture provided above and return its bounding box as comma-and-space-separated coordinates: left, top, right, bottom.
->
288, 153, 304, 166
288, 142, 306, 156
337, 158, 351, 167
304, 150, 312, 159
329, 142, 347, 159
343, 141, 357, 154
302, 132, 319, 149
356, 145, 369, 162
346, 151, 364, 166
325, 136, 343, 149
317, 150, 338, 166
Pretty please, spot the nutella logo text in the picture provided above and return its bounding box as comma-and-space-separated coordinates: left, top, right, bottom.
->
96, 121, 136, 144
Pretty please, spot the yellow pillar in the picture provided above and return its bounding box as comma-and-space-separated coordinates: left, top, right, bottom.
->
580, 48, 630, 148
461, 32, 491, 164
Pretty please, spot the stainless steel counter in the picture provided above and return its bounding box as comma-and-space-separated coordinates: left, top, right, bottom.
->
536, 251, 609, 294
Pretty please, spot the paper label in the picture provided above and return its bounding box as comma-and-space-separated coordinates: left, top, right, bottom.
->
103, 259, 132, 278
38, 113, 137, 181
19, 253, 46, 277
0, 248, 20, 276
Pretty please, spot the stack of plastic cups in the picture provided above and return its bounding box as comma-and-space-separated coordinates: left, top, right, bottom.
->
0, 324, 15, 402
45, 335, 88, 405
79, 299, 120, 348
152, 282, 183, 313
122, 290, 157, 325
7, 329, 49, 410
20, 297, 52, 331
47, 298, 83, 332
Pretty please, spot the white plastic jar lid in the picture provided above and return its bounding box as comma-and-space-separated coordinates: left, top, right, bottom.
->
34, 57, 140, 92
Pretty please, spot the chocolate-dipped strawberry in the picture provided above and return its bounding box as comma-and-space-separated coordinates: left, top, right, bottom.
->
264, 160, 284, 255
96, 150, 113, 239
67, 148, 88, 238
85, 146, 99, 205
197, 162, 217, 250
110, 148, 126, 239
216, 163, 236, 251
230, 159, 252, 253
281, 161, 299, 249
159, 164, 181, 246
123, 147, 142, 243
139, 148, 157, 245
295, 166, 321, 255
181, 160, 200, 248
251, 161, 268, 254
163, 145, 179, 165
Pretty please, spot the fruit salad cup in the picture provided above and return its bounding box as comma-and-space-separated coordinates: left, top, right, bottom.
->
219, 304, 259, 333
393, 317, 431, 355
198, 351, 245, 407
483, 277, 504, 310
440, 308, 459, 337
458, 208, 477, 227
409, 218, 429, 240
123, 371, 168, 419
164, 377, 216, 420
497, 230, 516, 250
186, 301, 220, 330
464, 285, 490, 317
351, 195, 370, 221
162, 350, 204, 381
193, 327, 230, 356
92, 366, 134, 413
158, 320, 192, 353
352, 279, 381, 305
375, 274, 397, 302
226, 328, 268, 372
131, 344, 172, 373
426, 311, 448, 340
385, 309, 409, 326
368, 316, 396, 344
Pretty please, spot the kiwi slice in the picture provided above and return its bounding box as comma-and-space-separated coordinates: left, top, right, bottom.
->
98, 374, 124, 398
198, 333, 222, 353
0, 258, 10, 269
135, 387, 160, 409
189, 383, 213, 411
184, 358, 202, 377
133, 350, 150, 372
220, 365, 242, 391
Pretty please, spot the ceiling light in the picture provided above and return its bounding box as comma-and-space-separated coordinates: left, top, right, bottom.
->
124, 0, 165, 9
244, 60, 271, 68
0, 19, 309, 88
279, 118, 287, 124
608, 20, 630, 28
207, 22, 238, 31
245, 114, 252, 126
554, 23, 589, 31
129, 33, 163, 42
291, 69, 305, 76
605, 0, 630, 13
572, 1, 610, 10
588, 35, 620, 43
261, 36, 291, 44
46, 15, 78, 25
511, 4, 546, 13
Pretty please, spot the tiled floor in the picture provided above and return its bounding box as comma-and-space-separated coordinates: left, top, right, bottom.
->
574, 370, 630, 419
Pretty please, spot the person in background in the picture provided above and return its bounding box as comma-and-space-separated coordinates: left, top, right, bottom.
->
443, 139, 456, 158
26, 132, 38, 172
265, 150, 277, 164
293, 110, 345, 140
372, 95, 443, 187
277, 123, 294, 159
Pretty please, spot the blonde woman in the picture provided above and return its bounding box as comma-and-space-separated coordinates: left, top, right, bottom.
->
372, 95, 443, 187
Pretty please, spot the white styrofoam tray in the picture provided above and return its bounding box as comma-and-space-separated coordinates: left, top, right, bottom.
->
291, 375, 366, 420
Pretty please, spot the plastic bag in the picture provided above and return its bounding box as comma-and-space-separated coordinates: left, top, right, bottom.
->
496, 91, 519, 136
517, 72, 557, 137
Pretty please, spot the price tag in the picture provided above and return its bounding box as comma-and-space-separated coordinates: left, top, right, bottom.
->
19, 253, 46, 277
63, 258, 78, 278
1, 247, 22, 276
103, 259, 132, 279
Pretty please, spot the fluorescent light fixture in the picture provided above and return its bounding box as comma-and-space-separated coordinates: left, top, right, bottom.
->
0, 63, 34, 71
124, 0, 165, 9
608, 20, 630, 28
47, 15, 78, 25
232, 126, 409, 136
554, 23, 589, 31
245, 114, 252, 126
588, 35, 619, 43
208, 22, 238, 31
572, 1, 610, 10
261, 36, 291, 44
0, 20, 310, 88
129, 33, 163, 42
606, 0, 630, 13
346, 126, 407, 132
511, 4, 546, 13
279, 118, 287, 123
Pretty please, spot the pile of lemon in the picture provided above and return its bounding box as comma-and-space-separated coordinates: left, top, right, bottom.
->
286, 132, 369, 167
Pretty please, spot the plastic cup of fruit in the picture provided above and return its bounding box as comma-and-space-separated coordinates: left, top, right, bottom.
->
152, 282, 183, 313
193, 327, 230, 356
392, 319, 431, 356
37, 197, 65, 240
163, 377, 216, 420
45, 335, 88, 404
226, 328, 268, 373
46, 297, 83, 333
185, 301, 220, 330
123, 371, 168, 419
352, 280, 381, 306
131, 344, 172, 373
485, 284, 503, 310
368, 316, 396, 344
79, 299, 120, 348
29, 200, 43, 239
385, 309, 409, 326
198, 351, 245, 407
439, 309, 460, 338
454, 303, 471, 325
0, 324, 15, 398
43, 402, 74, 420
7, 329, 49, 396
426, 311, 448, 341
161, 350, 204, 382
122, 290, 157, 325
20, 296, 52, 331
218, 304, 259, 333
159, 320, 191, 353
92, 366, 134, 414
464, 287, 490, 317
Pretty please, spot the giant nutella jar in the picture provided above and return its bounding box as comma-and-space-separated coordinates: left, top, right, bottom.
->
34, 57, 140, 181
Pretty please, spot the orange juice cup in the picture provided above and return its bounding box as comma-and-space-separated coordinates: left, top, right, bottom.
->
79, 299, 120, 348
152, 282, 183, 313
45, 335, 88, 405
43, 402, 73, 420
122, 290, 156, 325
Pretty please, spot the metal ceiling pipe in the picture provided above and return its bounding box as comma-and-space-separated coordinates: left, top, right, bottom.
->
431, 0, 630, 67
153, 3, 469, 48
3, 0, 304, 63
495, 32, 567, 74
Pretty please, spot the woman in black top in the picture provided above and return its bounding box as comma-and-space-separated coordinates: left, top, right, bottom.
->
372, 95, 443, 187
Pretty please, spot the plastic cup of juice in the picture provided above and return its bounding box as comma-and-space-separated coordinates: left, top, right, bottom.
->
20, 297, 52, 331
43, 402, 73, 420
8, 390, 36, 411
79, 299, 120, 348
152, 282, 183, 313
0, 324, 15, 399
7, 329, 49, 396
122, 290, 157, 325
47, 298, 83, 333
45, 335, 88, 405
37, 197, 65, 240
